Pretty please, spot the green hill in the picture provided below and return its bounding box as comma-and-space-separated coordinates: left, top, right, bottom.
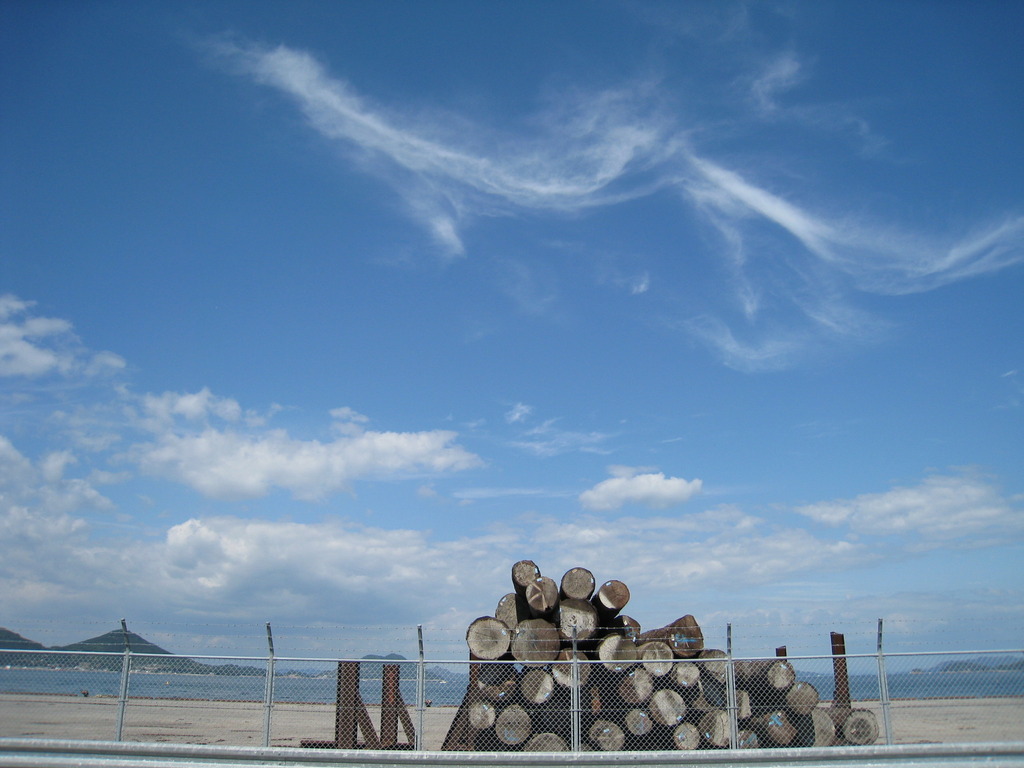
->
0, 627, 46, 650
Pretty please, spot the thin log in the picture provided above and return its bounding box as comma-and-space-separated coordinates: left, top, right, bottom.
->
558, 598, 599, 641
699, 709, 730, 748
520, 668, 555, 705
525, 575, 559, 619
380, 664, 401, 747
671, 722, 701, 750
466, 617, 511, 660
588, 719, 625, 751
595, 632, 637, 672
510, 618, 561, 664
559, 567, 595, 600
648, 688, 687, 726
494, 704, 532, 746
523, 733, 568, 751
618, 666, 654, 704
735, 688, 752, 720
591, 579, 630, 620
551, 649, 590, 688
736, 729, 760, 749
638, 641, 674, 677
494, 593, 529, 630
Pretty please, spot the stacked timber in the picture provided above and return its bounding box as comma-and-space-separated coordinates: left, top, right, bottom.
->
447, 560, 876, 753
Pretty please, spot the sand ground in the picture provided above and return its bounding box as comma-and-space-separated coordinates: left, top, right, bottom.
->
1, 694, 1020, 749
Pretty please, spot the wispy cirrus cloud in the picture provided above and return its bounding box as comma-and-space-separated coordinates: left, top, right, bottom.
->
215, 41, 1024, 372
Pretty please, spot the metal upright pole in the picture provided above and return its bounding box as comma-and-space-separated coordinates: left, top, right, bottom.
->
416, 625, 425, 752
725, 623, 739, 750
262, 622, 275, 747
571, 626, 581, 753
115, 619, 132, 741
877, 618, 893, 745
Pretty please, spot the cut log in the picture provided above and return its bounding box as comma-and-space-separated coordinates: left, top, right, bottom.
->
588, 719, 625, 751
591, 579, 630, 620
558, 598, 599, 641
476, 662, 519, 703
736, 729, 760, 749
735, 688, 752, 720
468, 700, 497, 730
759, 709, 797, 746
523, 732, 567, 751
840, 709, 878, 745
697, 649, 728, 683
624, 708, 654, 736
551, 649, 590, 688
618, 666, 654, 704
494, 593, 529, 630
648, 688, 687, 726
525, 576, 559, 619
520, 668, 555, 705
494, 704, 532, 746
671, 722, 701, 750
785, 680, 819, 715
639, 615, 704, 658
511, 560, 541, 596
735, 659, 795, 700
466, 617, 511, 660
672, 660, 701, 693
638, 641, 674, 677
559, 567, 595, 600
699, 709, 731, 748
511, 618, 561, 664
809, 708, 837, 746
613, 615, 642, 642
595, 632, 637, 672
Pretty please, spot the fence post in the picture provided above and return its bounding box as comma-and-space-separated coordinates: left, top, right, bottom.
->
876, 618, 893, 745
725, 623, 739, 749
570, 626, 581, 753
415, 625, 425, 752
115, 618, 132, 741
262, 622, 275, 747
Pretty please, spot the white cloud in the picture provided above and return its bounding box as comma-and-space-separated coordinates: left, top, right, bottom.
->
132, 424, 483, 502
795, 471, 1024, 550
504, 403, 533, 424
579, 466, 703, 511
510, 418, 610, 457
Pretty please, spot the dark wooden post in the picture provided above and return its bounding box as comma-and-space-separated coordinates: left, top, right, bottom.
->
830, 632, 850, 709
775, 645, 787, 657
381, 664, 400, 747
335, 661, 359, 748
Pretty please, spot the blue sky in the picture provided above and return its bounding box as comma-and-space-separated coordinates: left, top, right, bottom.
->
2, 0, 1022, 657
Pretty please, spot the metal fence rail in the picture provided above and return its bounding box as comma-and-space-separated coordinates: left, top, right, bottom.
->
1, 638, 1021, 751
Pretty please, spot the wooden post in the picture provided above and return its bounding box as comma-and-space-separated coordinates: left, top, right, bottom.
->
381, 664, 400, 747
335, 661, 358, 748
775, 645, 787, 657
830, 632, 851, 709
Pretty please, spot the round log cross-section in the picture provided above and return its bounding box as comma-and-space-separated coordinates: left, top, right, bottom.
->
591, 579, 630, 619
785, 680, 819, 715
559, 567, 596, 600
649, 688, 687, 726
639, 640, 674, 677
596, 632, 637, 672
520, 668, 555, 705
525, 576, 559, 619
588, 719, 625, 751
494, 593, 529, 630
494, 704, 532, 746
671, 722, 701, 750
558, 598, 599, 641
551, 649, 590, 688
841, 709, 879, 745
511, 560, 541, 596
511, 618, 561, 664
523, 733, 567, 751
466, 616, 510, 660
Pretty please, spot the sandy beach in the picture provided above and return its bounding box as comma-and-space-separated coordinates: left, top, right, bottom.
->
1, 694, 1020, 749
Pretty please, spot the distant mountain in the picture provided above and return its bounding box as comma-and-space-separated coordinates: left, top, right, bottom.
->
54, 630, 172, 655
0, 627, 45, 651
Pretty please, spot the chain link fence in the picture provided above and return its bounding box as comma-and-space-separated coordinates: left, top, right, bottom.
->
1, 630, 1021, 751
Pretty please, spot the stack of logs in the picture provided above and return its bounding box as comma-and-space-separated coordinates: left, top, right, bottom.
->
445, 560, 877, 752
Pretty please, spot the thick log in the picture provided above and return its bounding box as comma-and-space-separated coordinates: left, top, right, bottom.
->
612, 615, 642, 642
551, 649, 590, 688
511, 560, 541, 596
588, 719, 625, 751
558, 598, 599, 641
809, 708, 837, 746
672, 660, 702, 693
697, 649, 728, 683
559, 567, 595, 600
494, 593, 529, 630
595, 632, 637, 671
671, 722, 701, 750
520, 668, 555, 705
523, 733, 568, 751
735, 659, 795, 702
639, 615, 704, 658
494, 703, 532, 746
623, 708, 654, 736
618, 666, 654, 705
476, 662, 519, 703
511, 618, 561, 664
699, 709, 731, 748
759, 709, 797, 747
638, 640, 674, 677
468, 700, 497, 730
839, 709, 879, 745
785, 680, 820, 715
525, 576, 559, 619
591, 579, 630, 620
466, 617, 511, 660
648, 688, 687, 726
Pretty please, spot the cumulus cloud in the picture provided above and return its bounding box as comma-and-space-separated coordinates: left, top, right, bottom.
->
795, 470, 1024, 550
579, 465, 703, 511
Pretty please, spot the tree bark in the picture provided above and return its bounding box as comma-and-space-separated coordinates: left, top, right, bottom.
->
559, 567, 595, 600
494, 593, 529, 630
466, 617, 511, 660
638, 615, 704, 658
